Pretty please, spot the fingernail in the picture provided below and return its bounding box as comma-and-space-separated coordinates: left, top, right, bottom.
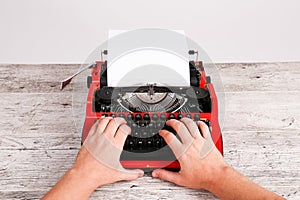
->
152, 171, 158, 178
139, 170, 144, 177
158, 130, 164, 136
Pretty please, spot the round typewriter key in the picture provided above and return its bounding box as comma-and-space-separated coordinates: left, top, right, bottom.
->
177, 114, 183, 119
137, 139, 144, 148
152, 114, 158, 120
135, 114, 142, 120
105, 105, 110, 112
160, 114, 166, 120
139, 121, 145, 127
186, 114, 192, 118
110, 113, 116, 118
146, 139, 153, 147
133, 131, 140, 137
102, 114, 108, 117
155, 139, 162, 148
194, 114, 200, 121
118, 113, 125, 118
142, 131, 148, 138
128, 140, 135, 149
169, 114, 175, 119
127, 114, 134, 120
148, 122, 154, 128
143, 114, 150, 120
150, 131, 156, 136
156, 122, 163, 129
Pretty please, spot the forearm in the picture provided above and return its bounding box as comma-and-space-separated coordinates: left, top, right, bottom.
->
41, 167, 98, 200
207, 165, 285, 200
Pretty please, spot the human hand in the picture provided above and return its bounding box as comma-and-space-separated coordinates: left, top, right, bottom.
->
72, 117, 144, 188
152, 118, 227, 190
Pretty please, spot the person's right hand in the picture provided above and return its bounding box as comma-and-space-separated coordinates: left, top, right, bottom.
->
152, 118, 227, 190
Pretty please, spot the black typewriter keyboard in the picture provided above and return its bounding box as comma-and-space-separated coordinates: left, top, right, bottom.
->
102, 113, 209, 155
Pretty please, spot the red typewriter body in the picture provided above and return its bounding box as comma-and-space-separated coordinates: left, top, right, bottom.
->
81, 60, 223, 170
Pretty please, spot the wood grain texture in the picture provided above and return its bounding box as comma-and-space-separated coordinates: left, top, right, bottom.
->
0, 62, 299, 200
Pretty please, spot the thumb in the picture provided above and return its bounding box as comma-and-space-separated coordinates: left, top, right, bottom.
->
152, 169, 182, 185
120, 169, 144, 181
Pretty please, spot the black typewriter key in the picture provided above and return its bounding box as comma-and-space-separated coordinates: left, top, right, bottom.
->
177, 114, 183, 119
127, 114, 134, 120
105, 105, 110, 112
194, 114, 200, 121
154, 140, 160, 148
146, 139, 153, 147
142, 131, 148, 138
138, 121, 145, 127
128, 140, 135, 149
102, 114, 108, 117
143, 114, 150, 120
169, 114, 175, 119
155, 138, 164, 148
118, 113, 125, 118
110, 113, 116, 118
150, 131, 156, 137
135, 114, 142, 121
160, 114, 166, 120
137, 139, 144, 148
186, 114, 192, 119
156, 122, 163, 129
148, 122, 154, 128
152, 114, 159, 121
133, 131, 140, 137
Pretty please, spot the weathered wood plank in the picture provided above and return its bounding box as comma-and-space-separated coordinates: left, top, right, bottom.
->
222, 91, 300, 131
0, 64, 79, 93
1, 62, 300, 93
217, 62, 300, 92
0, 93, 77, 135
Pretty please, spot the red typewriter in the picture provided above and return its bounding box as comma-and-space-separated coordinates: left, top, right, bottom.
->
63, 57, 223, 171
61, 50, 223, 170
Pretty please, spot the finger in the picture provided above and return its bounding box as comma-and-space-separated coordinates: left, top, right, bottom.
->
152, 169, 182, 185
166, 119, 193, 144
180, 118, 201, 138
103, 117, 127, 139
159, 130, 182, 158
114, 124, 131, 147
196, 121, 210, 139
95, 117, 113, 135
120, 169, 144, 181
87, 120, 100, 136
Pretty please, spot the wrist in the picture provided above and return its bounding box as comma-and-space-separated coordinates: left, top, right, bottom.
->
69, 164, 101, 190
204, 162, 231, 193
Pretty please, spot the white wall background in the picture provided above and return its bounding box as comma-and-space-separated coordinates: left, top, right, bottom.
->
0, 0, 299, 63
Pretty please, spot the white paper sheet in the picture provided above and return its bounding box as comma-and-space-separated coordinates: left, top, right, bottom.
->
107, 30, 190, 87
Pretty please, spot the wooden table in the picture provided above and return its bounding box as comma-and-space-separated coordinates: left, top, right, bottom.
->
0, 63, 299, 199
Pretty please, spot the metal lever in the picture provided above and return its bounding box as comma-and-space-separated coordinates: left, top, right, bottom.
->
60, 63, 96, 90
188, 50, 198, 61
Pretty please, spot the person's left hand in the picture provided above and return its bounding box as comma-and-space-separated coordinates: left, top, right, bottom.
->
71, 117, 144, 188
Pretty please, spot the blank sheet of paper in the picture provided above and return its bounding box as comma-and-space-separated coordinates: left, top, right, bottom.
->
107, 30, 190, 87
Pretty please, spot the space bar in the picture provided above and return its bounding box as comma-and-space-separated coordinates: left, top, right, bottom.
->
120, 149, 176, 161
